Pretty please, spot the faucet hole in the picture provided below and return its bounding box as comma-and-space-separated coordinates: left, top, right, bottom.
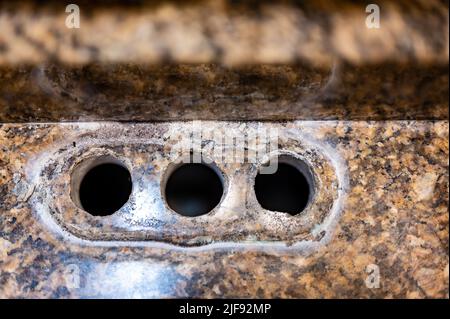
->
71, 156, 132, 216
254, 155, 314, 215
164, 162, 224, 217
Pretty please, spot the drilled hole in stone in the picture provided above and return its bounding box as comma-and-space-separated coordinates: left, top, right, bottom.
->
72, 157, 132, 216
165, 163, 224, 217
254, 155, 314, 215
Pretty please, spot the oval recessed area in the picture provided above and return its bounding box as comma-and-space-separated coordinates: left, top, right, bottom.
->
254, 155, 314, 215
71, 156, 132, 216
164, 162, 224, 217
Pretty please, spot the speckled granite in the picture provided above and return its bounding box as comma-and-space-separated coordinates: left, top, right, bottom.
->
1, 0, 448, 122
0, 121, 448, 298
0, 0, 448, 66
0, 63, 448, 122
0, 0, 448, 300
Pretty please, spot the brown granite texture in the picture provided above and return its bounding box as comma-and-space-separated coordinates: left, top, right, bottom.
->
1, 0, 448, 122
0, 0, 448, 66
0, 121, 448, 298
0, 63, 448, 122
0, 0, 448, 300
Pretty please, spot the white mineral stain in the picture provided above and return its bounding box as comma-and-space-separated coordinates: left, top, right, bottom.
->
28, 121, 349, 255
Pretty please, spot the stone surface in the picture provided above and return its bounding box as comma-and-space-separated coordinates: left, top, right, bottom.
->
0, 0, 449, 122
0, 121, 448, 298
0, 0, 448, 66
0, 0, 448, 300
0, 63, 448, 122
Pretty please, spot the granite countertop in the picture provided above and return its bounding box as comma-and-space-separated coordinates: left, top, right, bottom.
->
0, 0, 448, 66
0, 0, 448, 122
0, 0, 448, 299
0, 63, 448, 122
0, 121, 448, 298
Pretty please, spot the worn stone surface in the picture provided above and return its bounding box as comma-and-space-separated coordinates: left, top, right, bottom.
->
0, 0, 448, 66
0, 121, 448, 298
1, 0, 448, 122
21, 122, 343, 246
0, 0, 448, 300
